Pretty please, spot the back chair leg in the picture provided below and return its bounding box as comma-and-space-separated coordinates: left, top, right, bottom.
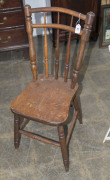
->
58, 125, 69, 172
14, 114, 20, 150
73, 96, 82, 124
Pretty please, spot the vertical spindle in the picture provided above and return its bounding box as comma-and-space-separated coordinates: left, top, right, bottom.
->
55, 12, 60, 79
64, 16, 73, 82
44, 12, 48, 78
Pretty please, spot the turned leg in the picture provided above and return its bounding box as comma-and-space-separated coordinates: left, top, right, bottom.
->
58, 125, 69, 172
73, 96, 82, 124
14, 114, 20, 149
64, 125, 68, 139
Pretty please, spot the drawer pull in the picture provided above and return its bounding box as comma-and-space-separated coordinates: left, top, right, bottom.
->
0, 36, 11, 43
0, 0, 4, 7
0, 16, 7, 25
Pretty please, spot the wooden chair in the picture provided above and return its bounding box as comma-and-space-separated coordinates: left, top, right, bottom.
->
10, 5, 95, 172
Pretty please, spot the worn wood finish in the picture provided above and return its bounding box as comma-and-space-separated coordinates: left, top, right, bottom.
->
58, 126, 69, 171
11, 75, 78, 126
71, 11, 95, 89
0, 0, 29, 54
66, 111, 78, 145
44, 12, 48, 78
55, 12, 60, 79
73, 96, 82, 124
10, 5, 95, 172
14, 114, 20, 149
64, 15, 73, 82
32, 24, 82, 35
20, 118, 30, 130
19, 130, 60, 147
31, 7, 86, 20
24, 5, 37, 80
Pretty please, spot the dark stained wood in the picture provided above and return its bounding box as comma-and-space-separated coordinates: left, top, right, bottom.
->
31, 7, 86, 20
55, 12, 60, 79
32, 24, 82, 35
19, 130, 60, 147
0, 0, 29, 55
44, 12, 48, 78
11, 75, 78, 126
71, 12, 95, 89
58, 126, 69, 171
73, 96, 82, 124
10, 5, 95, 172
64, 15, 73, 82
0, 0, 22, 11
20, 118, 30, 130
24, 5, 37, 80
66, 111, 78, 145
0, 27, 28, 50
51, 0, 101, 46
0, 10, 25, 30
14, 114, 20, 149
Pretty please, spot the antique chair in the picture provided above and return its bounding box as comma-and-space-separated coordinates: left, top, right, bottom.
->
10, 5, 95, 171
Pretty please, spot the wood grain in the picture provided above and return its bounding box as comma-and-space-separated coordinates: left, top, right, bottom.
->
55, 12, 60, 79
44, 12, 48, 78
64, 15, 73, 82
11, 75, 78, 126
10, 5, 95, 172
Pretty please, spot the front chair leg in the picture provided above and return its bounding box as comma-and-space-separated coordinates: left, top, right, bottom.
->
58, 125, 69, 172
14, 114, 20, 150
73, 96, 82, 124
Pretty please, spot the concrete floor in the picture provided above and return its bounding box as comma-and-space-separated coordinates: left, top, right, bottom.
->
0, 36, 110, 180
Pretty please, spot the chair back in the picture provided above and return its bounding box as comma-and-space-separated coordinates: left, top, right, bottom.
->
24, 5, 95, 88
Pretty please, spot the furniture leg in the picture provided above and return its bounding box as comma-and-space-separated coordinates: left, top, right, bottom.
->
73, 96, 82, 124
14, 114, 20, 149
58, 125, 69, 171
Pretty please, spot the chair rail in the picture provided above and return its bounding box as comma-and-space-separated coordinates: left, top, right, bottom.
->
32, 24, 83, 35
30, 7, 86, 21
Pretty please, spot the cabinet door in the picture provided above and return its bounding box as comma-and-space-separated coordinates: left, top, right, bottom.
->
53, 0, 93, 11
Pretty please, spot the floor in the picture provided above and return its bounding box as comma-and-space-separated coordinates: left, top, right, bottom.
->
0, 36, 110, 180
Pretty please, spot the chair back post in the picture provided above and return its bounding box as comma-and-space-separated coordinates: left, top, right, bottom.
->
71, 12, 95, 89
64, 15, 73, 82
24, 5, 37, 80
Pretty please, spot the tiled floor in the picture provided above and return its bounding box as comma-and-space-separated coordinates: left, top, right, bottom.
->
0, 36, 110, 180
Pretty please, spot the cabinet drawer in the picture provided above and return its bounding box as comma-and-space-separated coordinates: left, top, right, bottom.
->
0, 10, 25, 30
0, 0, 22, 11
0, 28, 28, 49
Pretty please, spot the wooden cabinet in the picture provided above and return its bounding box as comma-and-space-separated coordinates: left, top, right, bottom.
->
0, 0, 28, 52
51, 0, 101, 46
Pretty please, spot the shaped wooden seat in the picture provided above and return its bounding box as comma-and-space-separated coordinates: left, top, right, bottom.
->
10, 5, 95, 172
11, 75, 78, 125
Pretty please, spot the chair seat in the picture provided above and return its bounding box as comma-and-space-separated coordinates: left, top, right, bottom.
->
10, 75, 78, 125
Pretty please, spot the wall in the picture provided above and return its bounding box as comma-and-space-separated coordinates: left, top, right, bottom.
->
24, 0, 51, 36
